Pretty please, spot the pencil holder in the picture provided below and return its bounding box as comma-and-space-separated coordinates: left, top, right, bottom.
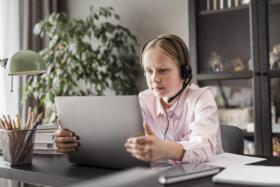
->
0, 129, 36, 165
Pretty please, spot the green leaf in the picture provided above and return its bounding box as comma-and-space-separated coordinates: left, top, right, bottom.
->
25, 6, 140, 122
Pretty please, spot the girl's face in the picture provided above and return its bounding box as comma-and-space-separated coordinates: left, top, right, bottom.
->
143, 47, 184, 103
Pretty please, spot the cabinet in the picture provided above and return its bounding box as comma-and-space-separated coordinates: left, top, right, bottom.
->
189, 0, 280, 156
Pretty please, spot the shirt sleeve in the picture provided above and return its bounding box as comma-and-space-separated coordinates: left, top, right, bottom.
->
177, 88, 221, 163
138, 93, 149, 122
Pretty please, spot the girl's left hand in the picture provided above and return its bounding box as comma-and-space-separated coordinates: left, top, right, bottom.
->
124, 122, 168, 161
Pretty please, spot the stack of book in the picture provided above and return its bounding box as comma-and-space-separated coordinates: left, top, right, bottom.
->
206, 0, 248, 11
219, 107, 253, 130
34, 123, 59, 154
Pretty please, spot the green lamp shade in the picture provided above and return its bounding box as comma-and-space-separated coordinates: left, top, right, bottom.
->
7, 50, 46, 75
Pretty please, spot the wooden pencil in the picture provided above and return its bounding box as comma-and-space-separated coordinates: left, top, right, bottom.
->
25, 107, 32, 129
0, 118, 4, 129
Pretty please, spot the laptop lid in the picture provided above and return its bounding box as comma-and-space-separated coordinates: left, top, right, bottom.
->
55, 96, 149, 169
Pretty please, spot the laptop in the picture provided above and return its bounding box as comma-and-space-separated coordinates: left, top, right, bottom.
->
55, 96, 149, 169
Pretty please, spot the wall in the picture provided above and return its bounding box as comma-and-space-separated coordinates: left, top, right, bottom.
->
66, 0, 189, 90
66, 0, 189, 44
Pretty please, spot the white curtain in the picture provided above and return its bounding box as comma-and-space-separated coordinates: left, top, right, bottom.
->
0, 0, 20, 117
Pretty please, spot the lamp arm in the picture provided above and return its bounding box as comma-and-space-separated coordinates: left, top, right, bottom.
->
0, 58, 8, 68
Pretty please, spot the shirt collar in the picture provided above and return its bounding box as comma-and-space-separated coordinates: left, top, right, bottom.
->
155, 85, 190, 117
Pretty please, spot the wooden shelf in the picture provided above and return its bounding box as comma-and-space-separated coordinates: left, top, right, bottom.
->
199, 5, 248, 16
196, 71, 252, 81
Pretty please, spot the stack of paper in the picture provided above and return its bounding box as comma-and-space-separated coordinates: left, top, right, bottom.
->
213, 165, 280, 186
208, 153, 280, 186
206, 153, 266, 168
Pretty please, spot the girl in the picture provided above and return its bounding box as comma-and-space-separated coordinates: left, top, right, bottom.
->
54, 34, 223, 163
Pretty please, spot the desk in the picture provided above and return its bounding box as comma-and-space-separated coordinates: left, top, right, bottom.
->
0, 154, 279, 187
0, 154, 115, 186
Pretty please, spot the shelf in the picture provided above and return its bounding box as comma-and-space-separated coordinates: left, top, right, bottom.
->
269, 70, 280, 78
243, 130, 254, 137
271, 0, 280, 6
196, 71, 252, 81
196, 70, 280, 81
199, 5, 248, 16
191, 0, 280, 156
199, 0, 280, 16
245, 123, 280, 138
244, 132, 280, 138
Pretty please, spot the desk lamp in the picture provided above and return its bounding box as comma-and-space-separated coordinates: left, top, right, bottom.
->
0, 50, 46, 91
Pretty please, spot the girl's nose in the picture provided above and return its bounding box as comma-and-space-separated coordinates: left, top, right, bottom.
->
151, 72, 160, 83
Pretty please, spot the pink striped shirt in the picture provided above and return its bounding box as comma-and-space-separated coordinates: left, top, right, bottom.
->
139, 84, 223, 163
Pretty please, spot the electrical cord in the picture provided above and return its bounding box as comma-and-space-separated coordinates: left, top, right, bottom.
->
162, 94, 181, 140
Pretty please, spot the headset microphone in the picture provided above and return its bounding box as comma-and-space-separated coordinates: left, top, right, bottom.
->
167, 75, 192, 103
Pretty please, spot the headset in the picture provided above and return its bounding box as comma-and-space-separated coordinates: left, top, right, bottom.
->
141, 35, 193, 139
140, 35, 193, 103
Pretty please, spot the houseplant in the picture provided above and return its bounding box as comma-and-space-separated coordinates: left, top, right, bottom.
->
24, 7, 141, 121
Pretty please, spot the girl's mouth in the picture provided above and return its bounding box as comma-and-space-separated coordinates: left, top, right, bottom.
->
153, 87, 164, 91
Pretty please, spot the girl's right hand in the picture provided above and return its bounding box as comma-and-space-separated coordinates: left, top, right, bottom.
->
54, 129, 80, 153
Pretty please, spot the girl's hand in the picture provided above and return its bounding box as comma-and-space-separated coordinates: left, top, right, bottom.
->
54, 129, 80, 153
125, 122, 170, 161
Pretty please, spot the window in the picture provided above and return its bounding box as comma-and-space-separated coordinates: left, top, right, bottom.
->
0, 0, 20, 117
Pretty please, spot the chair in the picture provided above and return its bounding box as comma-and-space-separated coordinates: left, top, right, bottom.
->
220, 125, 244, 154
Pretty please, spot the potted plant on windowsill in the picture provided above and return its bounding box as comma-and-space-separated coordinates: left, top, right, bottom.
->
24, 7, 141, 122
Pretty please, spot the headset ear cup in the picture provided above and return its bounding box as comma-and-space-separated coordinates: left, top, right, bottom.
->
181, 64, 192, 80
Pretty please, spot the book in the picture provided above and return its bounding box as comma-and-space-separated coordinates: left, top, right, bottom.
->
33, 134, 59, 155
220, 0, 224, 9
158, 163, 220, 184
234, 0, 240, 7
34, 142, 55, 149
33, 149, 59, 155
36, 123, 58, 133
206, 0, 211, 10
228, 0, 232, 8
35, 132, 55, 143
212, 0, 218, 10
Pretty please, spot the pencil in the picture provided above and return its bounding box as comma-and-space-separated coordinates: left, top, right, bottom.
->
15, 130, 29, 162
34, 112, 43, 127
0, 118, 4, 129
57, 119, 64, 129
15, 115, 19, 129
12, 120, 17, 130
2, 115, 12, 130
16, 113, 43, 162
25, 107, 32, 129
7, 115, 12, 126
27, 112, 33, 130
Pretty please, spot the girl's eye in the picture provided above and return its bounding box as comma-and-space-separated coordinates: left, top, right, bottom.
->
145, 69, 153, 75
159, 68, 169, 73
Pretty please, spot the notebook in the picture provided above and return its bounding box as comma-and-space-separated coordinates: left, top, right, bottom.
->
55, 96, 149, 169
213, 165, 280, 186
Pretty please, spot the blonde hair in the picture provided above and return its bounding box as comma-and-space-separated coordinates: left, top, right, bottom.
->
140, 34, 190, 68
